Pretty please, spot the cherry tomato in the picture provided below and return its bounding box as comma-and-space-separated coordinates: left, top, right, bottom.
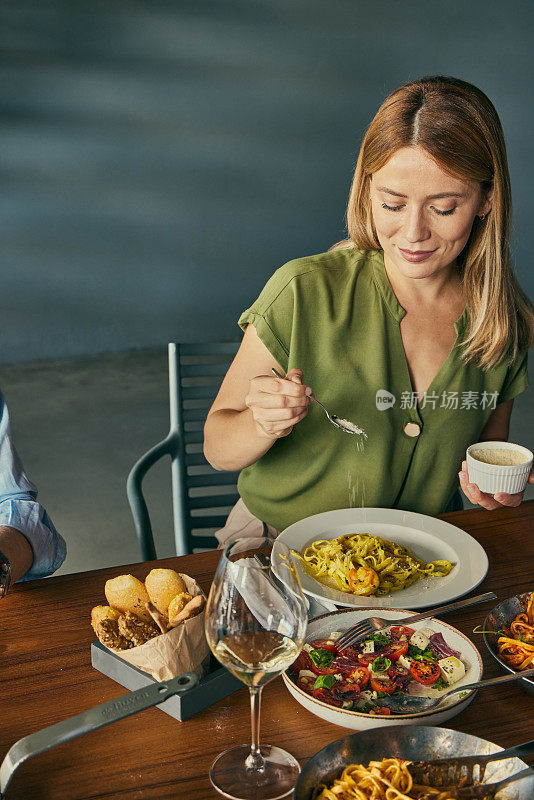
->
410, 659, 441, 685
387, 664, 410, 680
347, 666, 370, 687
381, 640, 409, 661
369, 705, 392, 716
390, 625, 415, 640
309, 639, 338, 654
309, 662, 338, 676
291, 651, 314, 673
357, 652, 377, 667
296, 676, 315, 695
370, 677, 397, 694
342, 646, 363, 661
312, 687, 343, 706
331, 681, 361, 702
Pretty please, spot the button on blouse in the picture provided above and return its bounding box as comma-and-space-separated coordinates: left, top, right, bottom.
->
237, 248, 529, 531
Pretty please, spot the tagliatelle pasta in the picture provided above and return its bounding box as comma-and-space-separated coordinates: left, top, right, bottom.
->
301, 533, 453, 596
497, 591, 534, 670
315, 758, 455, 800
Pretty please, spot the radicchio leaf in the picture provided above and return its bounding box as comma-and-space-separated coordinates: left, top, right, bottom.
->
331, 655, 361, 674
429, 632, 461, 659
391, 672, 411, 691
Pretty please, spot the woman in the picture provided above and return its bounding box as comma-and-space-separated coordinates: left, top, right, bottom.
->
204, 75, 534, 548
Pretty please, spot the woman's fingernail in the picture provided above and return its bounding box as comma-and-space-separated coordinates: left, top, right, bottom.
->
458, 472, 465, 481
305, 387, 312, 396
494, 494, 505, 502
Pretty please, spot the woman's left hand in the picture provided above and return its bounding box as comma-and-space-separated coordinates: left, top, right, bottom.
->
458, 460, 534, 510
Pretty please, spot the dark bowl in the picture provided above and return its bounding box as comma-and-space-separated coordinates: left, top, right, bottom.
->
483, 592, 534, 697
293, 725, 534, 800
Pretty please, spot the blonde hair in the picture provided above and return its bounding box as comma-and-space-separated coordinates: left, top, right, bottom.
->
333, 75, 534, 369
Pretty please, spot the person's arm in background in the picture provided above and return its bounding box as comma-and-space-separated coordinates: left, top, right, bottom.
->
0, 526, 33, 582
458, 399, 534, 509
0, 389, 66, 591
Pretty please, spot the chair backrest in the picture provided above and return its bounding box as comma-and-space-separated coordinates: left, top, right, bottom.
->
172, 342, 240, 553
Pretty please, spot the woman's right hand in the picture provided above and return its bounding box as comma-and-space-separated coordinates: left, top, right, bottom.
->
245, 368, 312, 439
204, 326, 313, 471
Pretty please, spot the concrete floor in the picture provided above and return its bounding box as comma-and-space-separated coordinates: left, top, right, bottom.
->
0, 348, 532, 577
1, 348, 175, 575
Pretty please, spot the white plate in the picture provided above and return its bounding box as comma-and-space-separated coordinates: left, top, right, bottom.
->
282, 608, 483, 731
273, 507, 488, 610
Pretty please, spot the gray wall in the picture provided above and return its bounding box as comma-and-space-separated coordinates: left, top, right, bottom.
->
1, 0, 533, 364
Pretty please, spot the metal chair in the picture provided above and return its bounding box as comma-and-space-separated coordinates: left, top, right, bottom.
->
127, 342, 240, 559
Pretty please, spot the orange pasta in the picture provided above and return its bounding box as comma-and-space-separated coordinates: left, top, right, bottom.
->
497, 592, 534, 670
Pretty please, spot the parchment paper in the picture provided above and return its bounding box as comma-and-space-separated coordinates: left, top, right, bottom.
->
105, 573, 210, 681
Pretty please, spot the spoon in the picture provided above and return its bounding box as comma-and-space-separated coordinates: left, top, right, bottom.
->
372, 667, 534, 714
271, 368, 366, 436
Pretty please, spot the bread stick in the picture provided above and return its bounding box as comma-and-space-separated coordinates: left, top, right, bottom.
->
168, 595, 205, 627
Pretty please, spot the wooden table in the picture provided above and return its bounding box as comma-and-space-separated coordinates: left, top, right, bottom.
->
1, 502, 533, 799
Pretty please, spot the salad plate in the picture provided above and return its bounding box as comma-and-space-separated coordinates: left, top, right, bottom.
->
283, 607, 483, 731
272, 507, 488, 610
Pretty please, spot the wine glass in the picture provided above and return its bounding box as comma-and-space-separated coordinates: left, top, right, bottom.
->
205, 540, 308, 800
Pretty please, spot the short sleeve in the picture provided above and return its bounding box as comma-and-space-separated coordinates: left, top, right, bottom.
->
0, 389, 66, 580
498, 349, 529, 403
238, 262, 301, 373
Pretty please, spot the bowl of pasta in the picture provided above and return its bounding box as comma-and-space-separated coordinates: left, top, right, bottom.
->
483, 591, 534, 696
292, 725, 534, 800
283, 608, 483, 730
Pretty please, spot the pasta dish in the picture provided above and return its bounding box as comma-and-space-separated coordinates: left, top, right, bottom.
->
497, 591, 534, 670
301, 534, 453, 596
314, 758, 456, 800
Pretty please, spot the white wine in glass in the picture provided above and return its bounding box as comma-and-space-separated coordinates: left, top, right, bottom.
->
205, 541, 307, 800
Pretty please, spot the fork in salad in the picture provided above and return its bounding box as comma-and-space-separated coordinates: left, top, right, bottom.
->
287, 623, 468, 715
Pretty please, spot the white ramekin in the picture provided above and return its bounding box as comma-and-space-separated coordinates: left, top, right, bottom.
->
466, 440, 533, 495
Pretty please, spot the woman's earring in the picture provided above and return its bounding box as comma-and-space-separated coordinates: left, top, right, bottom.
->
479, 213, 486, 220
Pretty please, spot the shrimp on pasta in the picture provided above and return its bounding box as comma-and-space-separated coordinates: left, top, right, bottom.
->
301, 533, 453, 596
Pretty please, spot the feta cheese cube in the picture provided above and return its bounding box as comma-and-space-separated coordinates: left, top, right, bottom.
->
303, 643, 313, 653
354, 690, 374, 709
398, 654, 414, 670
370, 671, 389, 680
410, 630, 430, 650
438, 657, 466, 685
363, 640, 375, 654
419, 627, 437, 639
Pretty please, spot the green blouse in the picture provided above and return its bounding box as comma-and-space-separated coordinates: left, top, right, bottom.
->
237, 248, 529, 531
